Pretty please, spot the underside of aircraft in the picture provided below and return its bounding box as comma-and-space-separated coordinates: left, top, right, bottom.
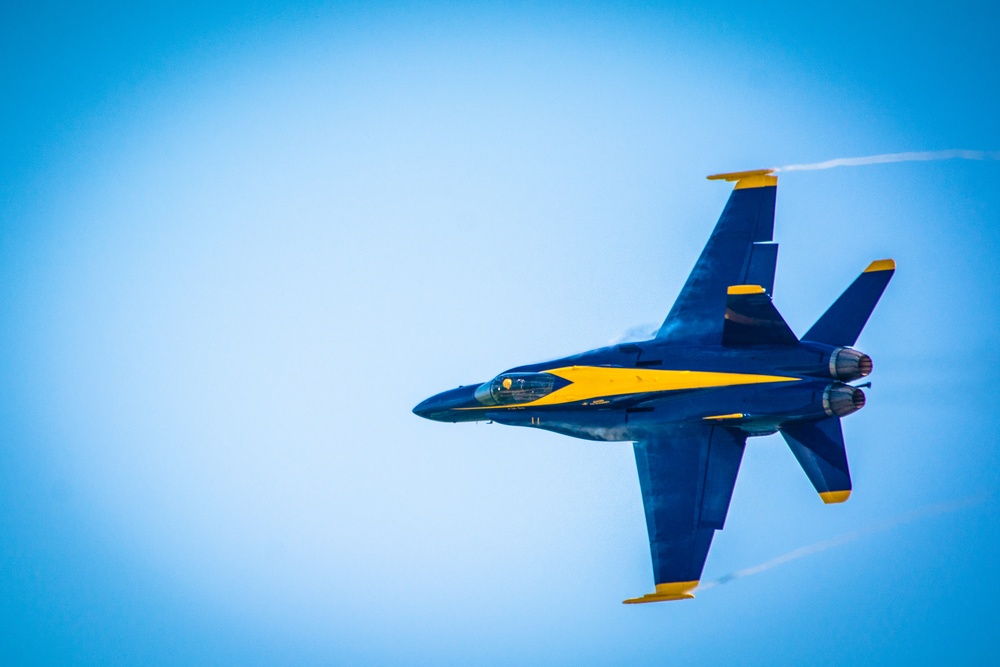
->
414, 168, 895, 603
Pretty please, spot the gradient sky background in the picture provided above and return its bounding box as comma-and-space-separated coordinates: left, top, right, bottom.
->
2, 1, 999, 664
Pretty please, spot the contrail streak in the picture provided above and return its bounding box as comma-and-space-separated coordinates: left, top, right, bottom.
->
773, 150, 1000, 173
699, 496, 985, 592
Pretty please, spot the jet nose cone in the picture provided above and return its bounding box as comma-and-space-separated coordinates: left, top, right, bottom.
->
412, 397, 436, 419
412, 385, 484, 422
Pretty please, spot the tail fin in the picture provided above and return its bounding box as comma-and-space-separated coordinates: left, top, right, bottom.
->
722, 285, 798, 346
780, 417, 851, 504
802, 260, 895, 347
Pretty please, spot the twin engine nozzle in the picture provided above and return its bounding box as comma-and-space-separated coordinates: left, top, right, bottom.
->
829, 347, 873, 382
824, 383, 866, 417
824, 347, 871, 417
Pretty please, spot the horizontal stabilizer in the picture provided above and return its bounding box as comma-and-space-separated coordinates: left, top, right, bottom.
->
803, 260, 895, 347
722, 285, 798, 346
780, 417, 852, 503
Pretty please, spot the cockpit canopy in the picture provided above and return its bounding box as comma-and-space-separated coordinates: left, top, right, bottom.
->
474, 372, 559, 406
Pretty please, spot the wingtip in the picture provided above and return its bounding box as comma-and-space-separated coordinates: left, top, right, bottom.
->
707, 169, 777, 190
706, 168, 776, 181
622, 581, 699, 604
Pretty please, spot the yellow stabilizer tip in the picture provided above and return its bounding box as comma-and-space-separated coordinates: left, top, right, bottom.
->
623, 581, 699, 604
820, 490, 852, 504
864, 259, 896, 273
727, 284, 766, 295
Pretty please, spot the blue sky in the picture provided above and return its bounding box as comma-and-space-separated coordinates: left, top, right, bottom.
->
1, 2, 998, 664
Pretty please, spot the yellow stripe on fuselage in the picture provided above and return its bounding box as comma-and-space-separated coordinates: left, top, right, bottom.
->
458, 366, 799, 410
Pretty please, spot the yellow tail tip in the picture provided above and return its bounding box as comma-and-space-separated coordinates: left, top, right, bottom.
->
623, 581, 699, 604
727, 284, 766, 295
820, 490, 852, 504
864, 259, 896, 273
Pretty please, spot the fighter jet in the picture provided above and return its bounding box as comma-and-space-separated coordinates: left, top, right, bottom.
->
413, 169, 894, 603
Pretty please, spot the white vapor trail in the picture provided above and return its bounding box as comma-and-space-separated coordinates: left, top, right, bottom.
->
773, 150, 1000, 173
698, 496, 985, 592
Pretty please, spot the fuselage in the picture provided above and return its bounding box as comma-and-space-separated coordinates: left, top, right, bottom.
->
413, 170, 894, 602
412, 339, 870, 442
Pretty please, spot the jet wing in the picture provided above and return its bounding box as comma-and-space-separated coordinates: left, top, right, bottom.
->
625, 423, 746, 603
656, 170, 779, 345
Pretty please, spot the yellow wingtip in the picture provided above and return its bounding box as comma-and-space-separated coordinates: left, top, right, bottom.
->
707, 169, 777, 190
623, 581, 699, 604
820, 490, 852, 504
864, 259, 896, 273
707, 168, 776, 181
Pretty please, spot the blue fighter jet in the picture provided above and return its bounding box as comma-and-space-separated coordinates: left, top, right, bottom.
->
413, 169, 894, 603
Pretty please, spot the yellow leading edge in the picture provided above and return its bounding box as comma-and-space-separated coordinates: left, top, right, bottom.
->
623, 581, 700, 604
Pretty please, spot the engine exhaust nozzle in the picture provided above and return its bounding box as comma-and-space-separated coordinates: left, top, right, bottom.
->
829, 347, 873, 382
823, 383, 866, 417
